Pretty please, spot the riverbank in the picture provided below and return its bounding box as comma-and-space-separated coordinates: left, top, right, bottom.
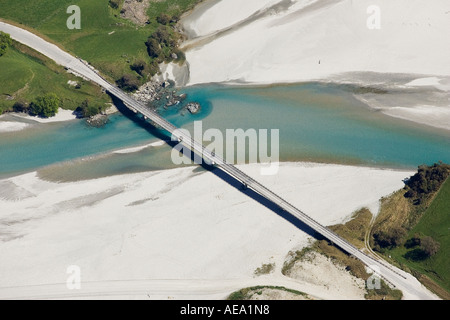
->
180, 0, 450, 131
0, 108, 78, 133
2, 108, 77, 123
0, 162, 418, 299
182, 0, 450, 84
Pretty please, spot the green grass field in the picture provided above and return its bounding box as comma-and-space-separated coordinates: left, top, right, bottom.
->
0, 0, 200, 81
386, 178, 450, 294
0, 41, 110, 113
0, 0, 201, 113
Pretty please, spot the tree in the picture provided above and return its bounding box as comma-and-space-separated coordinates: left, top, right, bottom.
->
404, 163, 450, 203
29, 93, 61, 118
420, 236, 440, 257
0, 31, 12, 57
75, 99, 100, 118
373, 226, 407, 249
145, 37, 161, 59
404, 234, 421, 249
117, 74, 140, 92
13, 99, 29, 113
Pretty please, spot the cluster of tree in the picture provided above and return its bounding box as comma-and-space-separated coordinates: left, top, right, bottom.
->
130, 59, 157, 77
119, 25, 185, 91
116, 74, 140, 92
75, 99, 101, 118
116, 2, 190, 90
373, 228, 440, 260
404, 162, 450, 204
145, 26, 176, 61
145, 24, 185, 67
404, 234, 440, 260
0, 31, 12, 57
115, 3, 191, 90
372, 226, 407, 250
13, 93, 61, 118
419, 236, 440, 257
30, 93, 61, 117
372, 162, 448, 257
117, 59, 162, 92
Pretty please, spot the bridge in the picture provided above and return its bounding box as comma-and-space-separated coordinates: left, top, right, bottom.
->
0, 21, 437, 299
89, 71, 423, 298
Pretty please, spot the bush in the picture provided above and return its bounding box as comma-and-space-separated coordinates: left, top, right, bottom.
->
147, 60, 160, 76
146, 26, 179, 64
420, 236, 440, 257
75, 99, 100, 118
29, 93, 61, 118
117, 74, 140, 92
404, 236, 439, 261
156, 13, 171, 25
153, 26, 172, 46
145, 38, 162, 59
0, 31, 12, 57
373, 226, 407, 250
109, 0, 120, 9
12, 100, 29, 113
130, 60, 148, 76
404, 234, 421, 249
404, 163, 450, 204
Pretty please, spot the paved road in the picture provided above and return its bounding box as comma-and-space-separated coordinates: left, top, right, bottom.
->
0, 21, 439, 300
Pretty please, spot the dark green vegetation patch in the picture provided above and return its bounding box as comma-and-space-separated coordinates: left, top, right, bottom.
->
371, 162, 450, 298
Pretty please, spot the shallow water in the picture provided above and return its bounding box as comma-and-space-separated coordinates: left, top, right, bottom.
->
1, 83, 449, 181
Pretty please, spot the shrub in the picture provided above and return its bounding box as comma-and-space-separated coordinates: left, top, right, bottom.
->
156, 13, 171, 25
0, 31, 12, 57
404, 163, 450, 204
130, 60, 148, 76
117, 74, 140, 92
404, 234, 421, 249
420, 236, 440, 257
109, 0, 120, 9
254, 263, 275, 276
146, 25, 178, 63
145, 38, 162, 59
12, 100, 29, 113
153, 26, 172, 46
373, 226, 407, 250
29, 93, 61, 118
75, 99, 100, 118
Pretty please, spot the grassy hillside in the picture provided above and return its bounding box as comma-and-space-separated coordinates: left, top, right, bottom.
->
370, 163, 450, 298
0, 41, 110, 114
0, 0, 200, 82
387, 177, 450, 296
0, 0, 202, 113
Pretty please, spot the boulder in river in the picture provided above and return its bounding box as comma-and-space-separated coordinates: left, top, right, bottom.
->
186, 102, 201, 114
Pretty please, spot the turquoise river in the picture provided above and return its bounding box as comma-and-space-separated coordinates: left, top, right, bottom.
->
0, 83, 449, 181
